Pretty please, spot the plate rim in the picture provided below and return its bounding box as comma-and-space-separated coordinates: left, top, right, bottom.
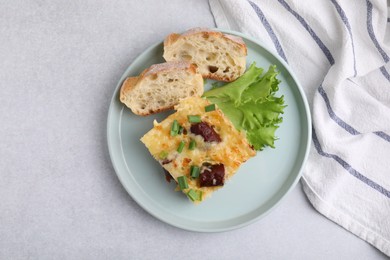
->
106, 28, 312, 232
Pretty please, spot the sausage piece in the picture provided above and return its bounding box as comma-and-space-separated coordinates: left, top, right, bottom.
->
162, 168, 173, 183
190, 122, 221, 143
199, 164, 225, 187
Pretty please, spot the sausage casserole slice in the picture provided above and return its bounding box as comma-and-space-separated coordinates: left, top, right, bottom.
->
141, 97, 255, 203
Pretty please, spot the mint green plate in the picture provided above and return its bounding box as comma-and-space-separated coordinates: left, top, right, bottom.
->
107, 29, 311, 232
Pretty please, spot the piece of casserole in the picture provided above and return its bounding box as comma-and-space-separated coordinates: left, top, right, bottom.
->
140, 97, 256, 203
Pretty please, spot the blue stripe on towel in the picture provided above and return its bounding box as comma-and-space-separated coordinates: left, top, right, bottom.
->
248, 0, 288, 63
366, 0, 389, 62
312, 126, 390, 198
276, 0, 390, 144
380, 66, 390, 82
374, 131, 390, 142
318, 85, 360, 135
330, 0, 357, 76
277, 0, 335, 65
319, 84, 390, 143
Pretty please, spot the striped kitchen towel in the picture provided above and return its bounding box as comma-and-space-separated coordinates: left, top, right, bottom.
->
209, 0, 390, 255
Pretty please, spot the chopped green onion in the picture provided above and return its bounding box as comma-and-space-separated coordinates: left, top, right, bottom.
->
177, 140, 185, 153
159, 150, 168, 159
178, 125, 184, 134
177, 176, 188, 190
187, 189, 203, 201
188, 140, 196, 150
190, 165, 200, 178
205, 104, 216, 112
188, 115, 201, 123
170, 120, 179, 136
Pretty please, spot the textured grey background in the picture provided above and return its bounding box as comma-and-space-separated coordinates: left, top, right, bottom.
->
0, 0, 387, 259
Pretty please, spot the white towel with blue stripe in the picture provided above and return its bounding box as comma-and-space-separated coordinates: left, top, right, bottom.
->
209, 0, 390, 255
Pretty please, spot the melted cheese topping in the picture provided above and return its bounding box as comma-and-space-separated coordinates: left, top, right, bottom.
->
140, 97, 256, 203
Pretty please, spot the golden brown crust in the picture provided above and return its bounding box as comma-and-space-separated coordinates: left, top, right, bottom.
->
163, 33, 180, 47
119, 77, 138, 104
135, 106, 175, 116
203, 73, 232, 82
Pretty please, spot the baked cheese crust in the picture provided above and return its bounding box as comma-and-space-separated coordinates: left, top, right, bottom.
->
140, 97, 255, 203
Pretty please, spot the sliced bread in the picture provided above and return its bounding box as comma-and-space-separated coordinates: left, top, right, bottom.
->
163, 28, 247, 82
119, 61, 204, 116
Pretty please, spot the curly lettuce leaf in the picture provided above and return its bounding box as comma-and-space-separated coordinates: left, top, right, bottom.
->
203, 63, 286, 151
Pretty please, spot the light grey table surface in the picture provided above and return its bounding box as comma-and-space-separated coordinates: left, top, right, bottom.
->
0, 0, 387, 259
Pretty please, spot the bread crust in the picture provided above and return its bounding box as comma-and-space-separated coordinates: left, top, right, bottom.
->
141, 61, 197, 78
164, 28, 247, 56
163, 33, 180, 48
119, 77, 138, 104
